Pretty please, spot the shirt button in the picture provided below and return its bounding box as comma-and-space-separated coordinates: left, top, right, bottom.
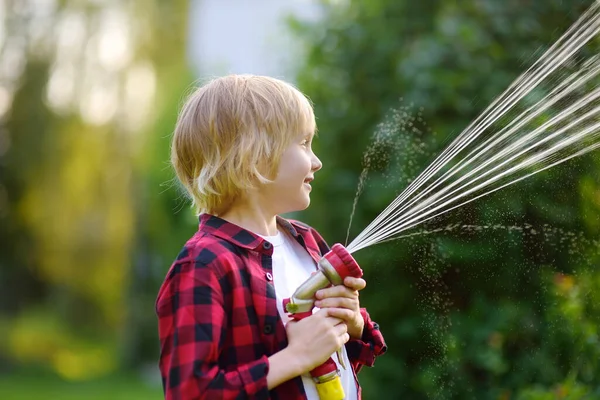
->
263, 324, 273, 334
262, 242, 272, 250
266, 272, 273, 281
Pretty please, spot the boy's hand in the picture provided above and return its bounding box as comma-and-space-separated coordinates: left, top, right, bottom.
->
314, 276, 366, 340
285, 309, 350, 373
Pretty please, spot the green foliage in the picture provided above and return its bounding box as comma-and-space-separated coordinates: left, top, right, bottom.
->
0, 373, 161, 400
2, 0, 600, 399
292, 0, 600, 398
0, 0, 191, 387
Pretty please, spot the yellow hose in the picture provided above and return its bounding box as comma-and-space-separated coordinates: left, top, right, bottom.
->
315, 375, 345, 400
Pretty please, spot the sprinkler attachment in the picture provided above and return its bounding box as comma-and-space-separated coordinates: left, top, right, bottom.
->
282, 243, 363, 400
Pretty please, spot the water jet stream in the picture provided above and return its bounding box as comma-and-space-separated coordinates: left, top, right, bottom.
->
346, 2, 600, 254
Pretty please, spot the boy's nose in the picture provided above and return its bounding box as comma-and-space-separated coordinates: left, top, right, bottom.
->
311, 152, 323, 172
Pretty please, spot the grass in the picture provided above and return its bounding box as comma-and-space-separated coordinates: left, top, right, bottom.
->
0, 372, 163, 400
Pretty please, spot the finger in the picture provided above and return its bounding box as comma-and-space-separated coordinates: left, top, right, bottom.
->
336, 333, 350, 348
344, 277, 366, 291
342, 333, 350, 344
318, 308, 344, 323
315, 297, 357, 310
314, 307, 329, 316
325, 307, 354, 322
336, 327, 350, 347
325, 308, 350, 323
316, 285, 357, 300
334, 321, 348, 335
323, 315, 344, 325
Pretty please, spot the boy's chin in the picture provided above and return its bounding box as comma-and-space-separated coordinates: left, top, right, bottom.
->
299, 195, 311, 210
281, 198, 311, 214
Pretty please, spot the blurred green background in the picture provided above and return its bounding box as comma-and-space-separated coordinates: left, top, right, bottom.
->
1, 0, 599, 399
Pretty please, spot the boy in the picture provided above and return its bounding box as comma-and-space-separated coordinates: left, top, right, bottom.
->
156, 75, 386, 399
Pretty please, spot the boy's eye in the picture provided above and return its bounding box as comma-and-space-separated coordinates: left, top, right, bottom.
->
301, 139, 309, 146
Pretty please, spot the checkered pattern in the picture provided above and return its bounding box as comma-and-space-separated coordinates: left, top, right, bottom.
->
156, 214, 387, 399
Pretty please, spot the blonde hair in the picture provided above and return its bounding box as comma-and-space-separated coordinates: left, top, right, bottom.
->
171, 74, 316, 215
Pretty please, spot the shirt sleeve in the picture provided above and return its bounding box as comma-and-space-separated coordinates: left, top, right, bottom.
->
156, 261, 271, 400
345, 308, 387, 374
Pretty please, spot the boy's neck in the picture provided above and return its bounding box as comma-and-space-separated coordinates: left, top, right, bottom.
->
219, 203, 278, 236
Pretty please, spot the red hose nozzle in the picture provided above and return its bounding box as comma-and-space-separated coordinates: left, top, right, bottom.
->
283, 243, 361, 399
323, 243, 363, 281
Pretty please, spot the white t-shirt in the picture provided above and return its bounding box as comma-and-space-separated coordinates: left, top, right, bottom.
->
260, 229, 358, 400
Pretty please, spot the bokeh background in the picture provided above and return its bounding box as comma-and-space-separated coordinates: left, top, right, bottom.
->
1, 0, 599, 399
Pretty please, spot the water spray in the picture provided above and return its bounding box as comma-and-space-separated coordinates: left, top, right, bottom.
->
346, 1, 600, 254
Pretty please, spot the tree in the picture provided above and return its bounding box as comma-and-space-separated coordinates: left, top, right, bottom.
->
0, 0, 192, 380
292, 0, 600, 398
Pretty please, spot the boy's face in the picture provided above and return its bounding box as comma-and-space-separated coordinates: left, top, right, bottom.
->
260, 130, 322, 214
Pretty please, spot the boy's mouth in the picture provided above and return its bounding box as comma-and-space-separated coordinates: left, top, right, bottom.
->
303, 177, 314, 190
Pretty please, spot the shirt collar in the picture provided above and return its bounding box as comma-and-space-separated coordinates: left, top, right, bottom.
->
198, 214, 309, 253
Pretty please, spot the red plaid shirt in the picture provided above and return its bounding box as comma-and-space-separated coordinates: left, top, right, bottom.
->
156, 214, 387, 400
